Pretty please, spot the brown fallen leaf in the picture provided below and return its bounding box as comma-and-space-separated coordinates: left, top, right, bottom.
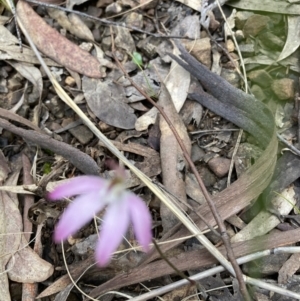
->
0, 44, 59, 66
47, 8, 94, 42
278, 253, 300, 284
83, 77, 137, 129
0, 150, 10, 182
22, 154, 43, 301
159, 83, 191, 233
16, 1, 103, 78
0, 155, 54, 288
162, 285, 197, 301
0, 159, 23, 301
7, 236, 53, 283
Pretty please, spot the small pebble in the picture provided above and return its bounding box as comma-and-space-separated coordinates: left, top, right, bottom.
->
208, 157, 231, 177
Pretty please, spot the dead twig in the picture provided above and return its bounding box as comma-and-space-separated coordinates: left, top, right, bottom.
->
0, 118, 100, 175
0, 108, 42, 133
277, 133, 300, 156
227, 129, 243, 187
21, 154, 35, 242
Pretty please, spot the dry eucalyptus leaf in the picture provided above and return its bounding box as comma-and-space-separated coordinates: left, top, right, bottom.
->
50, 283, 75, 301
175, 0, 201, 11
137, 15, 199, 112
115, 27, 135, 53
66, 0, 89, 9
47, 8, 94, 41
0, 161, 53, 285
162, 285, 197, 301
277, 16, 300, 62
0, 24, 20, 45
7, 237, 53, 283
228, 0, 300, 15
172, 14, 200, 39
37, 275, 73, 299
244, 54, 300, 73
134, 14, 197, 130
135, 107, 158, 131
165, 46, 191, 112
106, 140, 159, 158
186, 172, 206, 205
180, 99, 203, 127
71, 234, 97, 256
278, 253, 300, 284
17, 0, 103, 78
231, 186, 296, 243
8, 61, 43, 99
83, 77, 137, 129
126, 57, 169, 103
159, 83, 191, 232
0, 16, 10, 25
0, 166, 23, 301
0, 44, 59, 66
0, 150, 10, 182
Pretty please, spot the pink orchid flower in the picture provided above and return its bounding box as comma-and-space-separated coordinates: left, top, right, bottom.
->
47, 170, 152, 266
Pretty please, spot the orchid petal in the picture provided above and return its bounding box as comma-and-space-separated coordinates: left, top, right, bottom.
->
54, 191, 105, 242
96, 197, 130, 266
127, 193, 152, 251
48, 176, 108, 200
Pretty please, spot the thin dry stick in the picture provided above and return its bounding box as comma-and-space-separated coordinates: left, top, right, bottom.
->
21, 154, 35, 242
152, 239, 195, 285
277, 133, 300, 156
110, 31, 247, 298
227, 129, 243, 187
